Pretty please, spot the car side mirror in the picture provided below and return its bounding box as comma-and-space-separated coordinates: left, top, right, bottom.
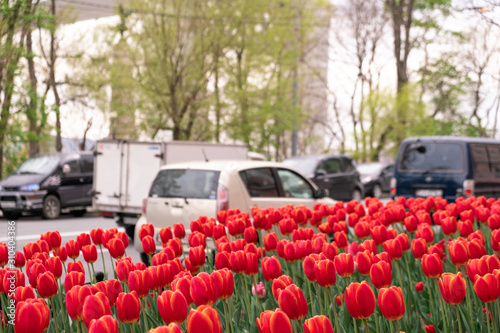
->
315, 188, 329, 198
62, 164, 71, 174
315, 169, 327, 177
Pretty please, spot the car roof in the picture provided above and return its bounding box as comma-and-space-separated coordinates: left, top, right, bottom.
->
158, 160, 286, 172
403, 136, 500, 144
283, 154, 353, 161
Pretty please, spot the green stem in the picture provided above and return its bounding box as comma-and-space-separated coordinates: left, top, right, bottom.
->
328, 287, 340, 333
353, 318, 358, 333
91, 262, 97, 282
395, 260, 407, 330
292, 319, 297, 333
141, 298, 149, 331
227, 299, 235, 333
110, 256, 116, 279
87, 262, 94, 284
80, 320, 85, 333
496, 302, 500, 333
252, 275, 264, 313
456, 305, 463, 333
389, 320, 394, 333
223, 298, 230, 333
491, 302, 498, 333
134, 322, 141, 333
395, 320, 400, 333
307, 280, 314, 316
50, 298, 59, 332
435, 279, 448, 333
364, 318, 370, 333
99, 244, 107, 279
240, 274, 251, 319
317, 284, 324, 315
486, 303, 492, 333
291, 261, 297, 282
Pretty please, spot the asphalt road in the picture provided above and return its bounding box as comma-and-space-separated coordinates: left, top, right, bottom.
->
0, 213, 142, 284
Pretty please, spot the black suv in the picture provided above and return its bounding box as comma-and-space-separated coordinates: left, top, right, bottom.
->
0, 152, 94, 219
282, 154, 364, 201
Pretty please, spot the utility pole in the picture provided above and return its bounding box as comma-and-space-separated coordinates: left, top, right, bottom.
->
291, 0, 300, 156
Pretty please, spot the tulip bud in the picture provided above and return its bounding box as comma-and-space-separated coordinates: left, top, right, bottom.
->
116, 291, 141, 324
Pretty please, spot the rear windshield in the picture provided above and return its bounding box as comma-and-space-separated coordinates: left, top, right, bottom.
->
149, 169, 220, 199
398, 142, 465, 172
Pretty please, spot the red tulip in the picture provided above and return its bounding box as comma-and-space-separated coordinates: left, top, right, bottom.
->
416, 224, 434, 244
160, 227, 174, 243
107, 238, 125, 259
173, 223, 185, 239
278, 284, 308, 321
88, 315, 118, 333
334, 253, 354, 278
148, 324, 183, 333
191, 272, 217, 306
411, 238, 428, 260
256, 309, 292, 333
65, 239, 80, 259
230, 250, 246, 274
90, 228, 104, 245
66, 285, 93, 321
421, 253, 443, 279
189, 245, 206, 268
439, 272, 466, 305
171, 272, 193, 305
54, 246, 68, 262
404, 215, 418, 233
272, 275, 293, 300
474, 273, 500, 303
441, 216, 457, 236
303, 254, 319, 282
354, 221, 371, 239
458, 219, 474, 237
14, 298, 50, 333
77, 233, 92, 249
82, 291, 112, 327
36, 271, 58, 298
356, 250, 374, 276
425, 325, 436, 333
186, 305, 222, 333
116, 257, 134, 283
334, 231, 348, 249
44, 256, 63, 279
370, 261, 392, 289
13, 285, 36, 306
345, 281, 376, 319
138, 223, 154, 241
210, 268, 234, 300
448, 238, 469, 266
14, 251, 26, 268
383, 238, 403, 260
158, 290, 188, 325
64, 271, 85, 292
416, 282, 424, 292
244, 227, 258, 243
128, 270, 151, 298
321, 242, 339, 260
40, 231, 62, 250
262, 256, 282, 282
141, 235, 156, 255
488, 214, 500, 230
245, 252, 259, 276
303, 315, 334, 333
371, 225, 388, 246
378, 286, 405, 320
68, 260, 85, 274
314, 259, 336, 288
92, 279, 122, 307
263, 233, 278, 252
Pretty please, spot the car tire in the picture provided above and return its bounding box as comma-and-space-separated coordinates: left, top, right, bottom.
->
373, 184, 382, 199
42, 195, 61, 219
71, 209, 87, 217
352, 189, 362, 202
3, 211, 21, 220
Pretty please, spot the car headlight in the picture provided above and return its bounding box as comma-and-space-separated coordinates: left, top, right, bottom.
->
361, 176, 373, 184
20, 184, 40, 191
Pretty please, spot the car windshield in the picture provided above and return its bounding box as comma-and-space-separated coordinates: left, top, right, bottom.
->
399, 142, 465, 172
16, 155, 60, 175
282, 159, 317, 176
149, 169, 220, 199
357, 163, 383, 176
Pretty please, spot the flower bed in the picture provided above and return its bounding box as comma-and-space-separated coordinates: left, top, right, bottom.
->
1, 196, 500, 333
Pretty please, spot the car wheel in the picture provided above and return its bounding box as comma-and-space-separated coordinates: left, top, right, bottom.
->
71, 209, 87, 217
373, 184, 382, 199
352, 189, 362, 202
42, 195, 61, 219
2, 211, 21, 220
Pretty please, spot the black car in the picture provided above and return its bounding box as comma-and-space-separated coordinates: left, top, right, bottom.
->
357, 162, 394, 198
282, 154, 365, 201
0, 152, 94, 219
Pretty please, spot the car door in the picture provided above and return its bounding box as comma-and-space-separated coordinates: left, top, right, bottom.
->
380, 165, 394, 192
314, 158, 344, 200
238, 167, 282, 209
58, 156, 83, 207
340, 157, 359, 199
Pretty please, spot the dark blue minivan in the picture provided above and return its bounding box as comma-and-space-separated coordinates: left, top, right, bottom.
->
391, 136, 500, 200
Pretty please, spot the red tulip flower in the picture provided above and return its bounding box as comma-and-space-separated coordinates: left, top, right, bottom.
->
256, 309, 292, 333
383, 238, 403, 260
439, 272, 466, 305
441, 216, 457, 236
448, 238, 469, 266
303, 254, 319, 282
148, 324, 183, 333
488, 214, 500, 230
14, 298, 50, 333
245, 252, 259, 276
474, 273, 500, 303
159, 227, 173, 243
36, 271, 58, 298
334, 253, 354, 278
128, 270, 151, 298
173, 223, 185, 239
370, 261, 392, 289
321, 242, 339, 260
411, 238, 428, 260
116, 257, 134, 283
138, 223, 154, 241
88, 315, 118, 333
416, 282, 424, 292
14, 251, 26, 268
191, 272, 218, 306
210, 268, 234, 300
272, 275, 294, 300
40, 231, 62, 250
230, 250, 246, 274
77, 233, 92, 249
345, 281, 376, 319
425, 324, 436, 333
186, 305, 222, 333
90, 228, 104, 245
142, 235, 156, 255
278, 284, 308, 321
264, 233, 279, 253
262, 256, 282, 282
458, 219, 474, 237
158, 290, 188, 325
82, 291, 112, 327
356, 250, 374, 276
404, 215, 418, 233
378, 286, 405, 321
68, 260, 85, 274
334, 231, 348, 249
64, 271, 85, 293
189, 245, 206, 268
421, 253, 443, 279
416, 224, 434, 244
107, 238, 125, 259
13, 285, 37, 306
92, 279, 122, 307
66, 285, 93, 321
371, 225, 388, 246
44, 256, 63, 279
65, 239, 80, 260
314, 259, 336, 288
171, 272, 193, 305
303, 315, 334, 333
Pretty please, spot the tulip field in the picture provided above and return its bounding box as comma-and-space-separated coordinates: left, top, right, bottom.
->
3, 196, 500, 333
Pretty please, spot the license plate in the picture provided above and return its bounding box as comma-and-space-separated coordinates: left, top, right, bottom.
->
415, 189, 443, 197
0, 201, 16, 209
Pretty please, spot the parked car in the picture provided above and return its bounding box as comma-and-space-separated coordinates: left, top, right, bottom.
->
0, 152, 94, 219
357, 162, 394, 198
391, 136, 500, 200
282, 154, 364, 201
133, 160, 335, 256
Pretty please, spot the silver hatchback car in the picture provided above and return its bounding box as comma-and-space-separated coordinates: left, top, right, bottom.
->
133, 160, 335, 254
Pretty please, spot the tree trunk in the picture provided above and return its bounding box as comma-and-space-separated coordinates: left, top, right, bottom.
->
50, 0, 62, 152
